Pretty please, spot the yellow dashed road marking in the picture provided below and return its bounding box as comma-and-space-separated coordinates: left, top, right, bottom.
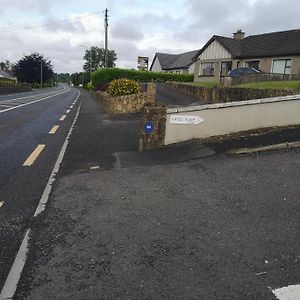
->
23, 145, 46, 167
49, 125, 59, 134
59, 115, 66, 121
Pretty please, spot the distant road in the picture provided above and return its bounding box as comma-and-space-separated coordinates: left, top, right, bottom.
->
0, 85, 80, 289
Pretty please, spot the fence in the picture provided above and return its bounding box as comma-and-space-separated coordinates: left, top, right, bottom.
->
231, 73, 300, 85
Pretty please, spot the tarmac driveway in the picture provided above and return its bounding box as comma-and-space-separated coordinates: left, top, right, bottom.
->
155, 83, 202, 107
15, 90, 300, 300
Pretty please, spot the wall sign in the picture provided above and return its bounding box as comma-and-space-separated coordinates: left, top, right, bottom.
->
170, 115, 204, 125
144, 121, 154, 134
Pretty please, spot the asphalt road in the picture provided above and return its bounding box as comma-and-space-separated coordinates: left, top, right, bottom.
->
10, 91, 299, 300
0, 85, 80, 292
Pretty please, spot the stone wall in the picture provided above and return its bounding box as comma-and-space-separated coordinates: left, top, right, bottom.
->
0, 84, 32, 95
95, 83, 156, 114
167, 82, 299, 104
138, 103, 167, 151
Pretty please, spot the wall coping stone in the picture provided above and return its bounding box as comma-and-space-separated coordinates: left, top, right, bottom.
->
167, 94, 300, 114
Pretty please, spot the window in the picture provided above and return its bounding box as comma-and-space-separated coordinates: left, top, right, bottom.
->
272, 59, 292, 74
245, 60, 260, 69
200, 62, 214, 76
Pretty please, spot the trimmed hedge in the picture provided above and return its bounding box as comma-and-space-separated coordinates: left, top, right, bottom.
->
91, 68, 194, 87
0, 77, 16, 86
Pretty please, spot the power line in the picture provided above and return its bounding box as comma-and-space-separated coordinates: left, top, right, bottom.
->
0, 11, 102, 34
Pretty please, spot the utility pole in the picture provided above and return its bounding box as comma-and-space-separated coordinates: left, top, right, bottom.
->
40, 59, 43, 88
104, 9, 109, 68
90, 48, 93, 83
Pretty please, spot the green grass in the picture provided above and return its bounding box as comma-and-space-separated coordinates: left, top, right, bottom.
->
236, 80, 300, 90
178, 80, 220, 88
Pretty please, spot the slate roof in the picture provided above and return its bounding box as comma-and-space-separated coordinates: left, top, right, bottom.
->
150, 50, 199, 71
196, 29, 300, 59
0, 70, 15, 79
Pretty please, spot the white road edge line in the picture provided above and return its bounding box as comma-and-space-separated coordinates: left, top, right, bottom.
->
0, 88, 71, 114
0, 91, 81, 300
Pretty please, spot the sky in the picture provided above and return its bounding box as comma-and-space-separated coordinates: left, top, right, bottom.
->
1, 0, 300, 73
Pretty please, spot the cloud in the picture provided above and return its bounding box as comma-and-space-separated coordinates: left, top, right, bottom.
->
1, 0, 300, 73
111, 21, 144, 41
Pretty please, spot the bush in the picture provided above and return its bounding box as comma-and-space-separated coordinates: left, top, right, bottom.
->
91, 68, 194, 87
86, 81, 95, 91
108, 78, 141, 96
0, 77, 16, 86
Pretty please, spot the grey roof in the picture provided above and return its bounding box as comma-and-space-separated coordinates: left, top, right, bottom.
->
197, 29, 300, 59
150, 50, 199, 71
0, 70, 15, 79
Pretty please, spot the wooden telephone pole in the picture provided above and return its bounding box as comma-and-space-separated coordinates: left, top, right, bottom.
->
104, 9, 109, 68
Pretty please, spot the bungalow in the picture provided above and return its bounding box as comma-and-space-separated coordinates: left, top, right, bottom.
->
0, 70, 17, 81
194, 29, 300, 82
150, 50, 199, 74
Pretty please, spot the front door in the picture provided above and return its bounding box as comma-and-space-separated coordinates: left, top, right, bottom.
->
220, 61, 232, 77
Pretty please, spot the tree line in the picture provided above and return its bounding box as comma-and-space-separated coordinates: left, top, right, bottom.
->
0, 46, 117, 87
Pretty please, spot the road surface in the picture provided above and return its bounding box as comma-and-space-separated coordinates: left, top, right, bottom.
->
0, 85, 80, 292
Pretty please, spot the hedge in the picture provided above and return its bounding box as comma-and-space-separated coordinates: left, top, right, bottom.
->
91, 68, 194, 87
0, 77, 16, 86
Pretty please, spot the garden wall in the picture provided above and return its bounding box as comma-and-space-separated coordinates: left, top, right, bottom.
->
167, 82, 299, 104
95, 83, 156, 114
139, 94, 300, 149
0, 84, 32, 95
165, 95, 300, 145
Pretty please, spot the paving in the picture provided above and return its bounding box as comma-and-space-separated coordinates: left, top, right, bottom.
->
14, 90, 300, 299
156, 83, 202, 107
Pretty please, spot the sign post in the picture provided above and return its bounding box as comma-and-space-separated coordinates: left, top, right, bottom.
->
138, 56, 149, 71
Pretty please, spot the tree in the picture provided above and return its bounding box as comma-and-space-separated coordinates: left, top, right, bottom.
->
0, 60, 12, 71
13, 53, 54, 84
55, 73, 71, 83
83, 46, 117, 73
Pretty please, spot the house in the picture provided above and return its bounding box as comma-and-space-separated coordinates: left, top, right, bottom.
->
0, 70, 17, 81
194, 29, 300, 81
150, 50, 199, 74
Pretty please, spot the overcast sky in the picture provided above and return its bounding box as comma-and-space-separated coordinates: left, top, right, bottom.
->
1, 0, 300, 73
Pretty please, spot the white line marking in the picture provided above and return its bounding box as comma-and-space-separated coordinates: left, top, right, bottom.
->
273, 285, 300, 300
0, 104, 14, 108
59, 115, 66, 121
23, 145, 46, 167
49, 125, 59, 134
0, 229, 31, 300
66, 109, 70, 114
0, 91, 81, 300
0, 88, 71, 114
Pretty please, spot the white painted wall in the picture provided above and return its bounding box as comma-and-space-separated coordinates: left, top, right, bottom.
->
188, 63, 195, 74
164, 95, 300, 145
199, 40, 231, 60
150, 57, 162, 72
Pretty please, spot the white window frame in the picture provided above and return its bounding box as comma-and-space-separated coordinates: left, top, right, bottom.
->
200, 62, 215, 76
271, 59, 292, 74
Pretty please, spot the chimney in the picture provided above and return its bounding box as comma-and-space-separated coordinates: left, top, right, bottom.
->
233, 29, 245, 40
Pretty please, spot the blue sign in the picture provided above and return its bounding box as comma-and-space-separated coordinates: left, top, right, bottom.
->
144, 121, 154, 134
